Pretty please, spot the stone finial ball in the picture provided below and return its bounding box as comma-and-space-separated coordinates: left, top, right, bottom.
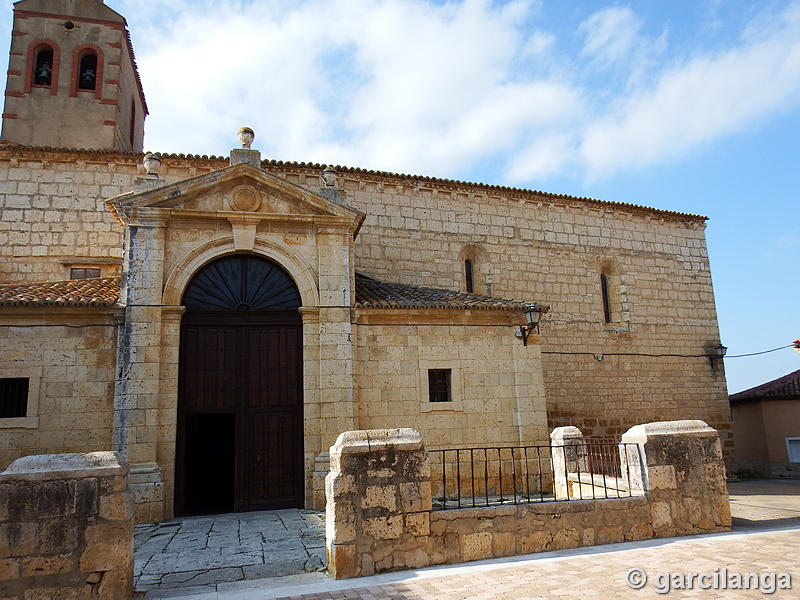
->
143, 152, 162, 176
322, 166, 337, 187
238, 127, 255, 149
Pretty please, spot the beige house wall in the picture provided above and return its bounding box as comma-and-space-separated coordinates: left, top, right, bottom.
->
760, 400, 800, 463
0, 309, 119, 471
732, 402, 767, 463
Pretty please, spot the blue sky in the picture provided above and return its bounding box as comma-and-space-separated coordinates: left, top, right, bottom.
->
2, 0, 798, 392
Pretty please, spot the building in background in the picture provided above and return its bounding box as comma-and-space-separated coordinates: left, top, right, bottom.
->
0, 0, 733, 522
730, 369, 800, 478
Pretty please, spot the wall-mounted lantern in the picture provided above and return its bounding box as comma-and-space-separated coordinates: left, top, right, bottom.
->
519, 306, 543, 346
705, 343, 727, 368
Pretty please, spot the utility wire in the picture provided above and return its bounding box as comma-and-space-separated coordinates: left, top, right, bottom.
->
725, 344, 793, 358
542, 344, 797, 360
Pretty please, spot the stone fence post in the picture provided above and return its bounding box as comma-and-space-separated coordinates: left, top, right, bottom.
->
550, 426, 588, 500
620, 420, 731, 535
0, 452, 134, 600
326, 429, 432, 579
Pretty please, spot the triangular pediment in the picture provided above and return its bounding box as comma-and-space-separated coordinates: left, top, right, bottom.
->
110, 162, 364, 225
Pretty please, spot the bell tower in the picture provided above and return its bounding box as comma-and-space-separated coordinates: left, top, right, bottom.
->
1, 0, 147, 151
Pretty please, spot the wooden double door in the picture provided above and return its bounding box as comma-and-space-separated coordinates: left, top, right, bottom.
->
175, 310, 303, 516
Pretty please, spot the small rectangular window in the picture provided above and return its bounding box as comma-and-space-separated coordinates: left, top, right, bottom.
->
71, 267, 101, 279
464, 259, 474, 294
0, 378, 29, 418
428, 369, 451, 403
787, 438, 800, 463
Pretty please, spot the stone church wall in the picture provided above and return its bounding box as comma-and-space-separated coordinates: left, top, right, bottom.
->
0, 314, 119, 470
0, 151, 225, 285
275, 166, 732, 459
353, 312, 548, 450
0, 150, 733, 473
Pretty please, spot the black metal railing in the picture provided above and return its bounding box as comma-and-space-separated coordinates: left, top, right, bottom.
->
429, 441, 639, 510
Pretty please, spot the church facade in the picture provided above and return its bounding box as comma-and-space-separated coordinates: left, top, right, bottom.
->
0, 0, 732, 523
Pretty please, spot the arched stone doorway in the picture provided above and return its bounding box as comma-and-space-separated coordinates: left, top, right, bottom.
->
174, 253, 303, 516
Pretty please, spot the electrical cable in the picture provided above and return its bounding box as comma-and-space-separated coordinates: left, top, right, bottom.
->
724, 344, 793, 358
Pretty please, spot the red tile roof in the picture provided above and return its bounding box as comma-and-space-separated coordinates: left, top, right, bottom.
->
0, 145, 706, 222
354, 273, 543, 312
729, 369, 800, 403
0, 277, 120, 307
0, 273, 544, 313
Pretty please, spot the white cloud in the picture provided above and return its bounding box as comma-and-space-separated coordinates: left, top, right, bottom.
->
580, 4, 800, 179
521, 30, 555, 57
114, 0, 800, 185
579, 7, 642, 66
505, 133, 576, 181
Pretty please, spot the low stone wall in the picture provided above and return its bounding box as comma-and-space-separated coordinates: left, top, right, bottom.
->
0, 452, 134, 599
325, 422, 731, 579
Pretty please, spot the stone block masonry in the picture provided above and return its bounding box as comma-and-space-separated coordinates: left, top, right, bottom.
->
325, 423, 731, 579
0, 452, 134, 599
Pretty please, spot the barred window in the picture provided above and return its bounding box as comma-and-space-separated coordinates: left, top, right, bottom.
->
71, 267, 100, 279
428, 369, 451, 403
0, 378, 29, 418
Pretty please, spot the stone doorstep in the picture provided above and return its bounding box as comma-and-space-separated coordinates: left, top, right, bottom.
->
134, 510, 328, 592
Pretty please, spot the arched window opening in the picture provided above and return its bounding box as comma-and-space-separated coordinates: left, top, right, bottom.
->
460, 244, 489, 294
600, 261, 627, 327
77, 52, 97, 90
600, 273, 612, 323
33, 47, 53, 86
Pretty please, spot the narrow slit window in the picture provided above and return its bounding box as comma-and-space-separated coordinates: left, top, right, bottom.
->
464, 259, 474, 294
428, 369, 451, 403
71, 267, 100, 279
0, 378, 29, 418
78, 52, 97, 90
33, 47, 54, 86
600, 273, 611, 323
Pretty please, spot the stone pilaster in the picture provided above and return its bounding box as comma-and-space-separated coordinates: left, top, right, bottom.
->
326, 429, 432, 579
317, 230, 356, 454
113, 217, 167, 523
550, 426, 589, 500
620, 420, 731, 534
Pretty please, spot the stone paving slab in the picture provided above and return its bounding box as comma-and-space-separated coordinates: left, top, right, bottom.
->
146, 525, 800, 599
135, 509, 326, 591
728, 478, 800, 527
139, 479, 800, 597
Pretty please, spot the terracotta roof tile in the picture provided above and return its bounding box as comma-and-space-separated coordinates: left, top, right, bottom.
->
0, 277, 120, 307
0, 274, 544, 313
729, 369, 800, 403
0, 145, 706, 221
354, 273, 544, 312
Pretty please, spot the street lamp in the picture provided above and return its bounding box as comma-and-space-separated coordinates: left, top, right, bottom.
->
519, 306, 543, 346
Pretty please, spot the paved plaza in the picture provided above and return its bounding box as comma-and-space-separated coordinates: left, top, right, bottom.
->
137, 479, 800, 599
134, 510, 326, 591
